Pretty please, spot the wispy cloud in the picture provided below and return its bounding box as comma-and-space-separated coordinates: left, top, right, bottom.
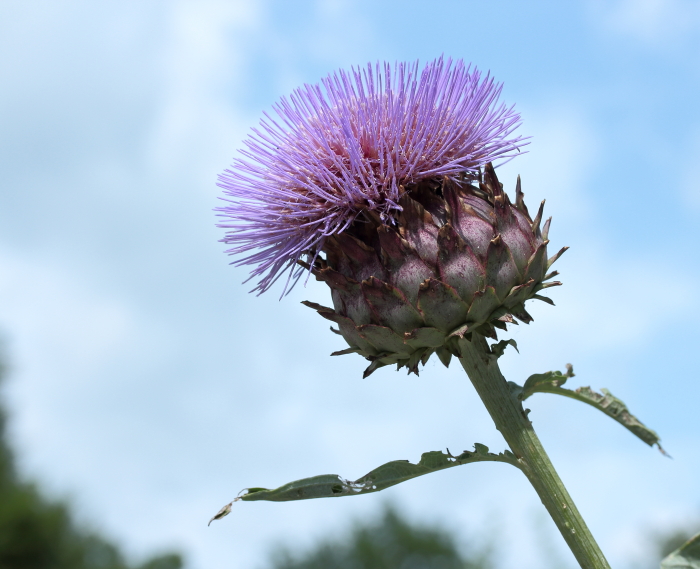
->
148, 0, 264, 177
587, 0, 700, 45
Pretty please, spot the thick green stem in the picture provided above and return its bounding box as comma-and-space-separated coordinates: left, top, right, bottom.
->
457, 335, 610, 569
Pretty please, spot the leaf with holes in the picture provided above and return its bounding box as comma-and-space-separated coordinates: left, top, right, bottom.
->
208, 445, 519, 523
511, 364, 664, 452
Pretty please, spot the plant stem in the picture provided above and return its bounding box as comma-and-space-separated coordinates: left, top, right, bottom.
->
457, 335, 611, 569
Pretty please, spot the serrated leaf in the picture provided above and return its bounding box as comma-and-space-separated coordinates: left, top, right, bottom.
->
519, 364, 575, 398
517, 365, 664, 451
209, 446, 520, 519
661, 532, 700, 568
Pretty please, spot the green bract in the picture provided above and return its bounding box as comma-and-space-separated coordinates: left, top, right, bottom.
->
303, 164, 566, 377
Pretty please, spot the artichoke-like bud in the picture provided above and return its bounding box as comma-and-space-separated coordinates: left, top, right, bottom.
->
302, 164, 566, 377
217, 58, 550, 376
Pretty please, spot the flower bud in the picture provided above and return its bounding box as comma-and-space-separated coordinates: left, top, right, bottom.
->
215, 58, 562, 376
303, 164, 565, 377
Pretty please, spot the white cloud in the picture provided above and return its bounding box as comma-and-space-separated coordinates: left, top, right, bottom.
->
587, 0, 700, 45
0, 248, 134, 379
148, 0, 264, 178
498, 103, 599, 228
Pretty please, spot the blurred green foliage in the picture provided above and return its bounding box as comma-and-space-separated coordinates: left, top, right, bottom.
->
647, 526, 700, 569
267, 504, 493, 569
655, 528, 698, 561
0, 360, 183, 569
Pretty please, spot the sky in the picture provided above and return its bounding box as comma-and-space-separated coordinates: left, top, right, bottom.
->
1, 1, 699, 568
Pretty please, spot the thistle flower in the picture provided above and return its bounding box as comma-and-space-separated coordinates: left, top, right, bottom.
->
217, 57, 566, 377
211, 60, 633, 569
217, 57, 528, 294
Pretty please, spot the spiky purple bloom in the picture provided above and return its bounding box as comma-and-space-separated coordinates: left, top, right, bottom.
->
217, 57, 528, 294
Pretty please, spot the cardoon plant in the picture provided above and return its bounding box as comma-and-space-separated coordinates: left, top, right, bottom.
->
210, 58, 693, 569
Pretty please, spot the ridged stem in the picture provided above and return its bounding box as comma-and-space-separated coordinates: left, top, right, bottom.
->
457, 335, 610, 569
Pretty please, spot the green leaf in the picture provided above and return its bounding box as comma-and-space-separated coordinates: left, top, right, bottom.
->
490, 339, 518, 359
208, 446, 519, 522
513, 364, 665, 452
661, 532, 700, 568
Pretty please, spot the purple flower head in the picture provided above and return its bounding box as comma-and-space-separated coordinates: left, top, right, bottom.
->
216, 57, 528, 295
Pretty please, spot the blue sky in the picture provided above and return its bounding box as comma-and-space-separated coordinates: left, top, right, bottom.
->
1, 1, 699, 568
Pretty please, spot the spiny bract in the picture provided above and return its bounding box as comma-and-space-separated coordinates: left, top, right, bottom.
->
303, 164, 566, 377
